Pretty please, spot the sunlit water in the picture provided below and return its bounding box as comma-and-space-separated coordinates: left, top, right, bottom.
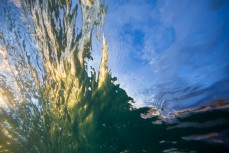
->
0, 0, 229, 152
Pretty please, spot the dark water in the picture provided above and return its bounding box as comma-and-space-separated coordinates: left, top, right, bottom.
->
0, 0, 229, 152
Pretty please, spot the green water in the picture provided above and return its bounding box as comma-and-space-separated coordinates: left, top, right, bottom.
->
0, 0, 229, 152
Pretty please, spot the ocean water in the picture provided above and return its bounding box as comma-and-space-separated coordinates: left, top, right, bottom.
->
0, 0, 229, 152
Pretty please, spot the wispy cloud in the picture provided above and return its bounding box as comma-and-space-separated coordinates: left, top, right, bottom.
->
103, 0, 229, 112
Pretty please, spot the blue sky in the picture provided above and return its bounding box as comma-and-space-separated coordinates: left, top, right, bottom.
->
1, 0, 229, 116
99, 0, 229, 112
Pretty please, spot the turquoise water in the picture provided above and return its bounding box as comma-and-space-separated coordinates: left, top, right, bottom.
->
0, 0, 229, 152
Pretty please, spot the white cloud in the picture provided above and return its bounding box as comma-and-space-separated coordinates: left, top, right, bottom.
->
103, 0, 229, 115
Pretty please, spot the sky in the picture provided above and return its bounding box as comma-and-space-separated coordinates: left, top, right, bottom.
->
91, 0, 229, 113
3, 0, 228, 115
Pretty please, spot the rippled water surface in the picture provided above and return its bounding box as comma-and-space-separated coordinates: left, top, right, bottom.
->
0, 0, 229, 152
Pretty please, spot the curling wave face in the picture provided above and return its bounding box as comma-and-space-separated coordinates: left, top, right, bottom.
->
0, 0, 229, 153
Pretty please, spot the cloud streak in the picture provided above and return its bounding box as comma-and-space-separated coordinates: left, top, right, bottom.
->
103, 0, 229, 113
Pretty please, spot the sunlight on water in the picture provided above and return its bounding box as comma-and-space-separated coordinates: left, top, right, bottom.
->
0, 0, 229, 152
